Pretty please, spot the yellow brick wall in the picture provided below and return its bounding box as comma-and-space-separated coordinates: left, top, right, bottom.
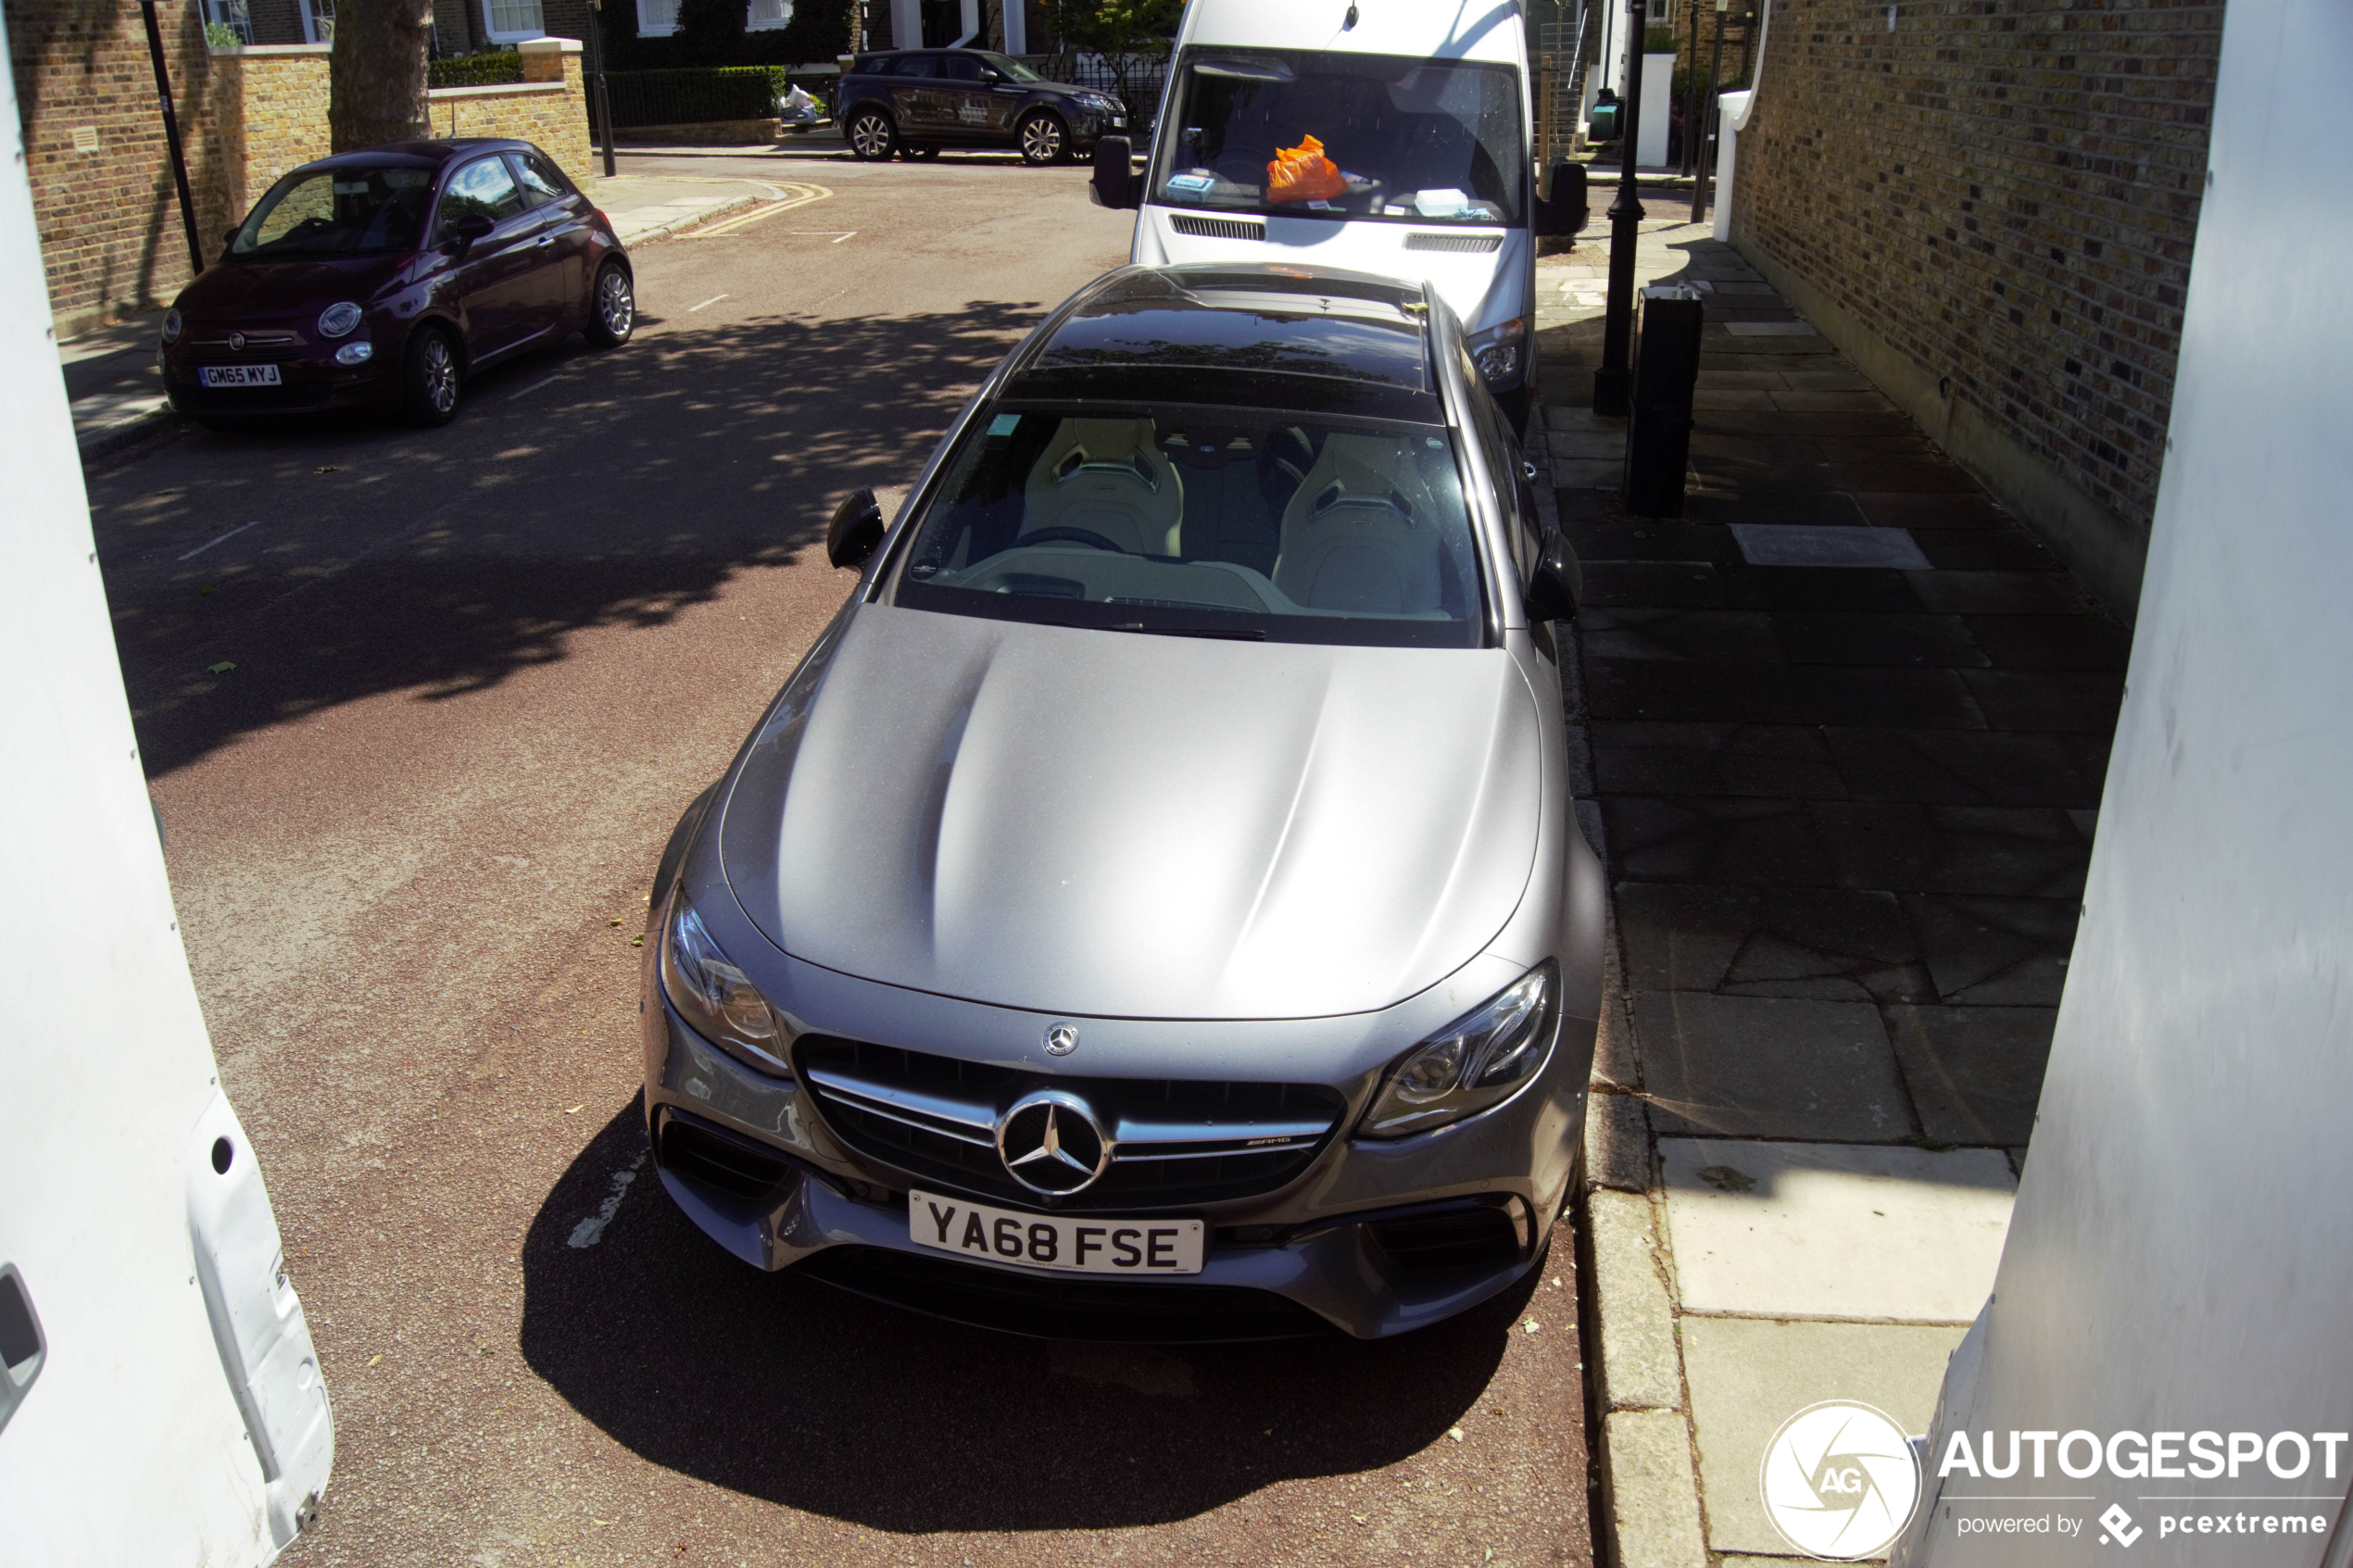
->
426, 63, 593, 187
231, 47, 333, 200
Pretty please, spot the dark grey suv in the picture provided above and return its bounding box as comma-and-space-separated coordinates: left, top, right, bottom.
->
836, 48, 1130, 165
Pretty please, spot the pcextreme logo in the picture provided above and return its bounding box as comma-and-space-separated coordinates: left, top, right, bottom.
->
1760, 1401, 1923, 1561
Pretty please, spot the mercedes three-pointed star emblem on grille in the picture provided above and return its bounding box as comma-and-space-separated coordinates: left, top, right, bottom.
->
995, 1090, 1111, 1196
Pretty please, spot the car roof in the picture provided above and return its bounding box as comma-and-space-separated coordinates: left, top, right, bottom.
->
285, 139, 535, 178
1006, 265, 1444, 420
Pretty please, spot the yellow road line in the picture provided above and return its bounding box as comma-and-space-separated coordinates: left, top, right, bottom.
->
679, 183, 833, 239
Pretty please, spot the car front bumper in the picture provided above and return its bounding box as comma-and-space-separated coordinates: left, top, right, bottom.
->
163, 346, 394, 416
640, 978, 1595, 1341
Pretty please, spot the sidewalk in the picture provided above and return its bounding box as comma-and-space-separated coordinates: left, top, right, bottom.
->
1534, 220, 2127, 1564
583, 172, 799, 245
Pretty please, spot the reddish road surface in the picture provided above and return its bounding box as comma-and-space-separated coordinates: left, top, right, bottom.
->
88, 150, 1594, 1568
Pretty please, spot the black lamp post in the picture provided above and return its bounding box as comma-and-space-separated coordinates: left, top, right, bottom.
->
1691, 0, 1727, 224
1592, 0, 1646, 416
585, 0, 618, 178
138, 0, 205, 278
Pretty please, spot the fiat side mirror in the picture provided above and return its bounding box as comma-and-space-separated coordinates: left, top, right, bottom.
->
1524, 533, 1583, 622
1538, 160, 1588, 237
826, 487, 887, 571
443, 213, 494, 254
1089, 135, 1136, 210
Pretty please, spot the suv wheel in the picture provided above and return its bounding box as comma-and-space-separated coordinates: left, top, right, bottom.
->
400, 324, 461, 427
1017, 111, 1067, 166
847, 107, 897, 161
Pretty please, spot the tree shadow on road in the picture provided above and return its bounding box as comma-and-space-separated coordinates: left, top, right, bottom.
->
93, 302, 1043, 779
518, 1100, 1536, 1532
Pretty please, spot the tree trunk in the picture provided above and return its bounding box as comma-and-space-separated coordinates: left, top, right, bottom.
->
329, 0, 434, 153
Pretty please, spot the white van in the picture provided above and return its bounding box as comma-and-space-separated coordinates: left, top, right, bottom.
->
1090, 0, 1583, 423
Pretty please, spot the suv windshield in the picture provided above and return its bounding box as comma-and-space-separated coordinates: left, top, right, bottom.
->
1154, 49, 1524, 225
229, 164, 435, 258
893, 406, 1485, 648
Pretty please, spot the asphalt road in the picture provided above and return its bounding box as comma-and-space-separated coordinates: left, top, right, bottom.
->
89, 151, 1595, 1568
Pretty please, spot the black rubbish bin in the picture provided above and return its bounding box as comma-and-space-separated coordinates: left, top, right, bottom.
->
1623, 282, 1705, 517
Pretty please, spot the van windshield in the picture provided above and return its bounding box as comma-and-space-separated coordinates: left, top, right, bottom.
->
1153, 49, 1524, 226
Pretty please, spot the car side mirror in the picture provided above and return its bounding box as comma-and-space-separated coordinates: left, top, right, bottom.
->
1524, 532, 1583, 622
222, 226, 240, 249
977, 67, 1000, 85
443, 213, 494, 253
826, 487, 887, 571
1089, 135, 1136, 210
1537, 160, 1588, 238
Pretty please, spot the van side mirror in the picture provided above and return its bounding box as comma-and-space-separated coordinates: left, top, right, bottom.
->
1538, 160, 1588, 237
1524, 533, 1583, 622
826, 487, 887, 571
1089, 135, 1136, 210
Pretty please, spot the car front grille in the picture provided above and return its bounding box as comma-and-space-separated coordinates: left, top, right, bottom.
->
1170, 214, 1265, 241
1403, 232, 1504, 253
656, 1109, 791, 1199
795, 1035, 1346, 1213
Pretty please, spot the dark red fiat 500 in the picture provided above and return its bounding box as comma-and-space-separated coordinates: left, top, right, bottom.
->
161, 137, 633, 429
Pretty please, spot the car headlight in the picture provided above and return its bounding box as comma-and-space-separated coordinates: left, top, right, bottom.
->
658, 890, 791, 1075
318, 301, 364, 339
1357, 962, 1558, 1138
1078, 92, 1119, 113
1468, 317, 1529, 386
161, 307, 183, 345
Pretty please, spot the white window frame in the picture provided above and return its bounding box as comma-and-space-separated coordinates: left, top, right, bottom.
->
746, 0, 793, 31
480, 0, 546, 44
635, 0, 679, 35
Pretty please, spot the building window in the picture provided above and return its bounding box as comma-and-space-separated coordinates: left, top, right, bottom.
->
482, 0, 545, 42
747, 0, 793, 30
300, 0, 334, 42
636, 0, 680, 33
204, 0, 254, 44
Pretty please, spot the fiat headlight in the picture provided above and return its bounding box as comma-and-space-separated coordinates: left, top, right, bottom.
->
1358, 963, 1558, 1138
161, 307, 184, 345
659, 890, 790, 1075
318, 301, 363, 339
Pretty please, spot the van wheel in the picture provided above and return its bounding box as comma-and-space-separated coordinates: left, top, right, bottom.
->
400, 324, 461, 427
1017, 111, 1068, 166
846, 107, 897, 161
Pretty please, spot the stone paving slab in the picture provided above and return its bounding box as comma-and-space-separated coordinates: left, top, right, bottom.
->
1683, 1317, 1969, 1555
1657, 1138, 2015, 1320
1883, 1004, 2059, 1144
1633, 993, 1911, 1140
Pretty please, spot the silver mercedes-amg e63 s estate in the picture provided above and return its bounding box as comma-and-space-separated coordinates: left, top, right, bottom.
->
641, 263, 1603, 1340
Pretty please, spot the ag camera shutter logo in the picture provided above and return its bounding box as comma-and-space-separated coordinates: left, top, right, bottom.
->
1760, 1400, 1923, 1560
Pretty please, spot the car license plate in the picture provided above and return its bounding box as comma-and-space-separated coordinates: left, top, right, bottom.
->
199, 364, 282, 387
907, 1189, 1204, 1275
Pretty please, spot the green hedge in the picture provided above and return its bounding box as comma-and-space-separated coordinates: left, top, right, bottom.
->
604, 66, 796, 127
430, 49, 527, 88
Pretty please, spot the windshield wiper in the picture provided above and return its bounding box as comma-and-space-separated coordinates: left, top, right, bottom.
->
1106, 621, 1268, 641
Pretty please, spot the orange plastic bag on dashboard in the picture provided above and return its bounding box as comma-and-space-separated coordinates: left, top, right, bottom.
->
1266, 134, 1347, 204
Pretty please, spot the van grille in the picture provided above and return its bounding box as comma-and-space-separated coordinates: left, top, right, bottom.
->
1170, 214, 1266, 241
1403, 232, 1504, 253
796, 1035, 1345, 1212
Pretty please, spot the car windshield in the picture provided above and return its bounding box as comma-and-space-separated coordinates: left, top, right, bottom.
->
229, 165, 435, 258
1154, 49, 1524, 225
893, 406, 1486, 648
976, 51, 1043, 82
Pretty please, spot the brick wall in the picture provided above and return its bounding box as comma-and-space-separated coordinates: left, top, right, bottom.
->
1730, 0, 2222, 608
427, 37, 592, 182
8, 0, 243, 332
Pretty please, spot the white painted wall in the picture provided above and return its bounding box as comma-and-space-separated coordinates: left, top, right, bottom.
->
1635, 51, 1672, 169
0, 10, 332, 1563
1898, 0, 2353, 1562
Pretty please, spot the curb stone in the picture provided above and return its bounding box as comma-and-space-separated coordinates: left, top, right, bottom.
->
1603, 1409, 1711, 1568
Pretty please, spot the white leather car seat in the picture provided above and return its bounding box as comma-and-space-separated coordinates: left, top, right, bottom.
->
1019, 420, 1184, 558
1272, 434, 1447, 614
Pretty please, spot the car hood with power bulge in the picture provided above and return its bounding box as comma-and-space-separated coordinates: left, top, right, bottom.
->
174, 253, 411, 321
719, 605, 1542, 1021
